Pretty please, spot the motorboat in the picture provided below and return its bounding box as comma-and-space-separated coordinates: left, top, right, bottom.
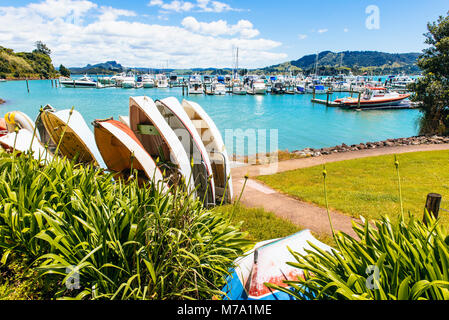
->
188, 74, 203, 94
211, 81, 226, 95
169, 72, 179, 87
121, 73, 136, 88
270, 80, 285, 94
232, 80, 246, 95
142, 74, 155, 88
155, 74, 169, 88
60, 75, 98, 88
245, 77, 266, 95
334, 87, 410, 109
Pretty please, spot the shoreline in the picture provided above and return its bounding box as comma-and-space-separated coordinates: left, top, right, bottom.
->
232, 135, 449, 165
0, 99, 5, 105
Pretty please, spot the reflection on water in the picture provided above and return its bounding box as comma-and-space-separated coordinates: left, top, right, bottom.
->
0, 80, 420, 155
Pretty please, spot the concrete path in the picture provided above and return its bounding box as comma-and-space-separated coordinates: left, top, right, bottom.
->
231, 143, 449, 237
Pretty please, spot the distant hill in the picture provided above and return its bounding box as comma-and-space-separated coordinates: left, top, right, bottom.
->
68, 51, 422, 76
69, 61, 124, 74
262, 51, 421, 75
0, 46, 58, 79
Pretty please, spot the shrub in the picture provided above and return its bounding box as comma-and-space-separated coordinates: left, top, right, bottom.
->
0, 151, 250, 299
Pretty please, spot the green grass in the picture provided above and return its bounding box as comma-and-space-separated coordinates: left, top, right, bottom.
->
258, 150, 449, 225
214, 204, 335, 247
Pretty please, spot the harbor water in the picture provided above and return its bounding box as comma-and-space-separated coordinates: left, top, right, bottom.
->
0, 79, 421, 156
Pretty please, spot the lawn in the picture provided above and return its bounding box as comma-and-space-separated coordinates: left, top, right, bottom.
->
257, 150, 449, 225
214, 204, 335, 246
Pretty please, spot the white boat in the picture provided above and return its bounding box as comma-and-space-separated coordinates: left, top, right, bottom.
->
0, 129, 53, 162
334, 87, 411, 109
155, 74, 169, 88
182, 99, 233, 203
211, 81, 226, 95
0, 79, 6, 82
169, 72, 178, 86
245, 77, 266, 95
188, 75, 203, 94
232, 80, 246, 95
60, 75, 98, 88
142, 74, 155, 88
122, 73, 136, 88
129, 96, 195, 193
40, 109, 107, 168
156, 97, 216, 205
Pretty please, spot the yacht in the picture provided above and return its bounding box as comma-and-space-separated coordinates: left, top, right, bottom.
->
60, 75, 98, 88
334, 87, 410, 109
232, 79, 246, 95
142, 74, 155, 88
121, 73, 136, 88
169, 72, 179, 87
211, 80, 226, 95
245, 76, 266, 95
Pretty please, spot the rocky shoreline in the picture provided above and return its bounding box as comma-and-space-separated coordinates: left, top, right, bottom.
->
0, 99, 5, 105
291, 135, 449, 158
232, 135, 449, 164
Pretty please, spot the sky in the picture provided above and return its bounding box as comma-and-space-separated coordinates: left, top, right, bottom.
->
0, 0, 447, 69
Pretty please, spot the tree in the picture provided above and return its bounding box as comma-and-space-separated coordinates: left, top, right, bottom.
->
34, 41, 51, 56
410, 12, 449, 135
59, 64, 70, 77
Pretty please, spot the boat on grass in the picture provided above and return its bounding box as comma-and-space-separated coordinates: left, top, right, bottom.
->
222, 230, 332, 300
182, 99, 233, 203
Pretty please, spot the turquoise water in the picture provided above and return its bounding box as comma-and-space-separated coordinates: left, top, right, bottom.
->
0, 79, 420, 155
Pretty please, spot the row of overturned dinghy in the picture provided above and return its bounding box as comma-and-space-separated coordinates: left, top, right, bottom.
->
0, 96, 233, 205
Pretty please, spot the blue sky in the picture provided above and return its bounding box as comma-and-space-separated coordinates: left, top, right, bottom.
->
0, 0, 447, 68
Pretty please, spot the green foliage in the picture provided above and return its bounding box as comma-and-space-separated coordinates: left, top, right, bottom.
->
34, 41, 51, 56
0, 46, 57, 79
59, 64, 70, 77
0, 151, 250, 300
410, 11, 449, 135
267, 213, 449, 300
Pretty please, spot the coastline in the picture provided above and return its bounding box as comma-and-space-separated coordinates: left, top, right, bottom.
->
232, 135, 449, 165
0, 99, 5, 105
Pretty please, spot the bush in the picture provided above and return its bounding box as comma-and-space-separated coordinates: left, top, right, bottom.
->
0, 150, 250, 299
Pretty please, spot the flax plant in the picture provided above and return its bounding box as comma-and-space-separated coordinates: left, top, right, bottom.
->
266, 157, 449, 300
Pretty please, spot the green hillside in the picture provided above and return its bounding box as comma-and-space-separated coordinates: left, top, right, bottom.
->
0, 46, 58, 80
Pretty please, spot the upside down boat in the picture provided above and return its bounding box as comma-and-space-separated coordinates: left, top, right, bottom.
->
334, 87, 410, 109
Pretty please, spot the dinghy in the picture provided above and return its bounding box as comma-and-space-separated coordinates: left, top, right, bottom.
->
129, 96, 194, 192
222, 230, 333, 300
182, 99, 233, 203
155, 97, 215, 205
35, 105, 57, 153
0, 129, 53, 162
93, 119, 166, 188
4, 111, 39, 139
40, 109, 106, 168
118, 115, 130, 127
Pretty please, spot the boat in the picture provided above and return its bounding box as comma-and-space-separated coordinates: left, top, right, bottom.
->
0, 129, 53, 162
232, 80, 246, 95
35, 105, 57, 152
334, 87, 411, 109
4, 111, 38, 137
155, 97, 215, 205
118, 115, 130, 127
155, 74, 169, 88
270, 80, 285, 94
142, 74, 155, 88
306, 81, 326, 94
121, 73, 136, 88
129, 96, 195, 192
222, 230, 332, 300
93, 119, 166, 187
60, 75, 98, 88
182, 99, 233, 203
169, 72, 179, 87
0, 79, 6, 82
187, 75, 203, 94
211, 80, 226, 95
245, 77, 266, 95
40, 109, 106, 168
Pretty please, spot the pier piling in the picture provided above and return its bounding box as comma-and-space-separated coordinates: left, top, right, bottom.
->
26, 79, 30, 93
423, 193, 442, 225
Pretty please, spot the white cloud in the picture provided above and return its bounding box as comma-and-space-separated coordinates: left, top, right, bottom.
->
182, 16, 259, 38
317, 29, 328, 34
0, 0, 285, 68
298, 34, 307, 40
148, 0, 242, 13
344, 28, 349, 32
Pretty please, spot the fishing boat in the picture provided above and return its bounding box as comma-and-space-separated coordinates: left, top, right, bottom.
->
93, 119, 166, 187
60, 75, 98, 88
129, 96, 195, 192
334, 87, 411, 109
155, 97, 215, 205
182, 99, 233, 203
40, 109, 106, 168
222, 230, 332, 300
